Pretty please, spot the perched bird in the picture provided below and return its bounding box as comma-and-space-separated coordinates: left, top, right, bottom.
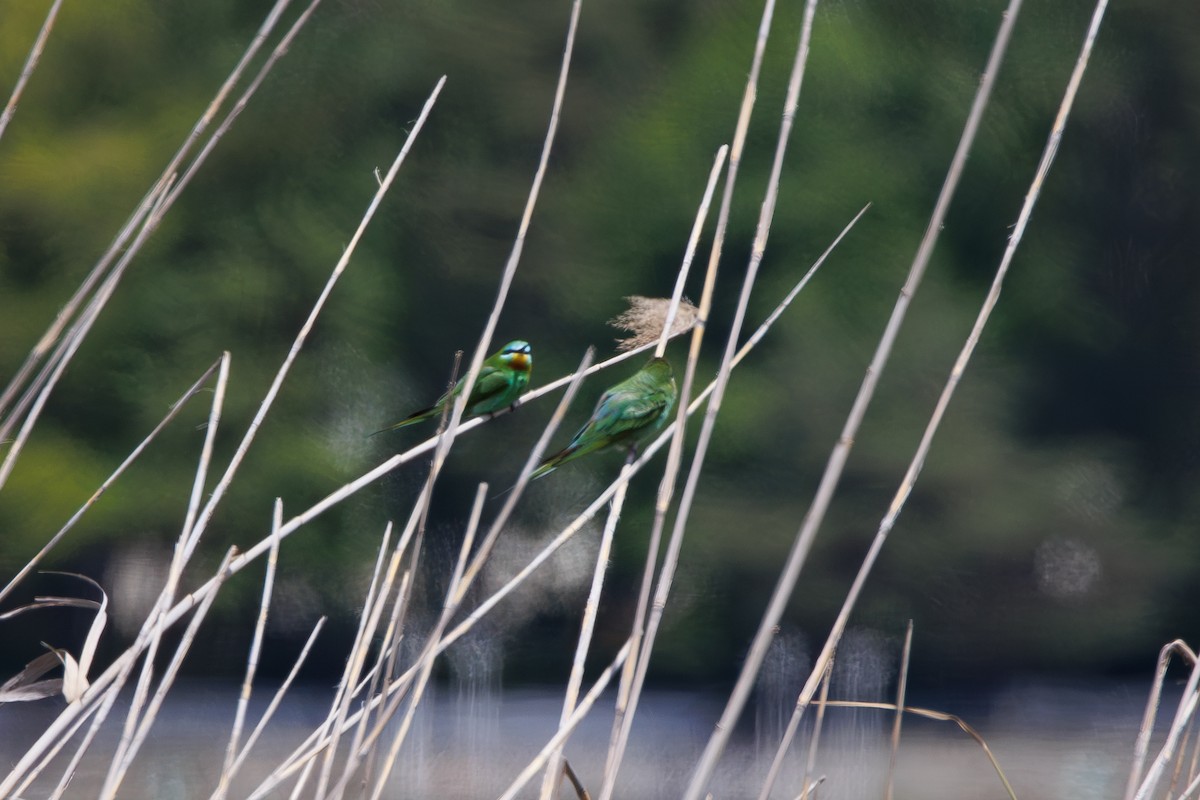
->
531, 356, 676, 479
372, 340, 532, 435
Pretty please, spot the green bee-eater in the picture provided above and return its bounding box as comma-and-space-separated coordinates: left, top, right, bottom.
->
531, 356, 676, 479
372, 340, 532, 435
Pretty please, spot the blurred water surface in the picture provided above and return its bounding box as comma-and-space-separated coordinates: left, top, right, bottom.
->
0, 678, 1162, 799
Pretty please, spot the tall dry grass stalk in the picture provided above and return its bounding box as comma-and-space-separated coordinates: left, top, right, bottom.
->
0, 0, 310, 455
1127, 642, 1200, 799
0, 0, 63, 143
541, 142, 727, 800
753, 0, 1112, 797
0, 0, 1164, 798
602, 0, 790, 787
742, 0, 1027, 785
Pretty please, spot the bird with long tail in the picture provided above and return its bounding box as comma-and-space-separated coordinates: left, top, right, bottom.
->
372, 340, 532, 435
531, 356, 676, 479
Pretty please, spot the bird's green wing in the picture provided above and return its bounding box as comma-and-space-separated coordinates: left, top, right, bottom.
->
467, 365, 504, 397
590, 386, 671, 440
463, 365, 515, 413
532, 358, 671, 477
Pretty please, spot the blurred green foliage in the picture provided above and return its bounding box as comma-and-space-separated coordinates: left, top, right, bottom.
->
0, 0, 1197, 687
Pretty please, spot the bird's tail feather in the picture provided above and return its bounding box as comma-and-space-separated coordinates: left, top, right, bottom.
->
368, 406, 435, 437
530, 435, 614, 479
530, 448, 569, 480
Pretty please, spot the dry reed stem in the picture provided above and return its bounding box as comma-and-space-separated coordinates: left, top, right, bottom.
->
544, 144, 726, 800
339, 348, 592, 771
0, 171, 170, 438
161, 0, 320, 213
602, 145, 728, 786
1175, 735, 1200, 800
652, 145, 727, 360
0, 354, 224, 605
1187, 722, 1200, 799
355, 485, 490, 800
224, 618, 327, 789
355, 547, 410, 791
800, 662, 833, 800
449, 483, 489, 599
327, 12, 598, 762
306, 523, 398, 800
182, 352, 232, 558
353, 485, 492, 800
310, 467, 443, 798
563, 759, 591, 800
600, 0, 779, 789
348, 527, 398, 705
818, 700, 1018, 800
102, 350, 230, 797
1179, 771, 1200, 800
713, 0, 1028, 792
238, 352, 594, 799
434, 0, 581, 469
1126, 642, 1197, 800
1170, 723, 1196, 799
497, 640, 633, 800
604, 145, 724, 762
800, 776, 826, 799
0, 80, 444, 796
0, 0, 64, 142
289, 761, 318, 800
540, 456, 635, 800
318, 489, 441, 797
0, 0, 299, 436
184, 14, 587, 782
885, 621, 914, 800
39, 699, 105, 799
116, 353, 227, 685
454, 347, 595, 603
38, 658, 131, 799
332, 521, 395, 779
0, 177, 173, 494
185, 75, 445, 560
641, 0, 816, 794
100, 547, 238, 800
1136, 658, 1200, 800
355, 489, 487, 796
288, 733, 325, 799
212, 499, 285, 800
312, 393, 469, 800
760, 0, 1109, 794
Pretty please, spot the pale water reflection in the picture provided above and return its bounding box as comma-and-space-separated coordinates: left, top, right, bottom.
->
0, 680, 1159, 799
